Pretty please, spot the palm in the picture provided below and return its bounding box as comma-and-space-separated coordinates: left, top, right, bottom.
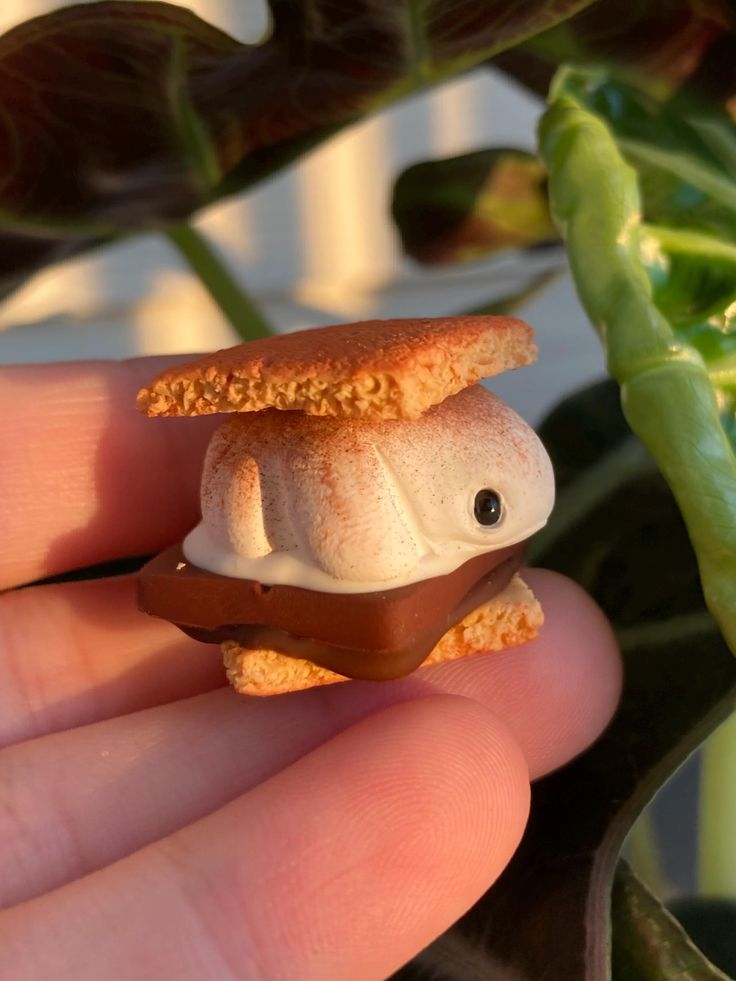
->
0, 357, 620, 980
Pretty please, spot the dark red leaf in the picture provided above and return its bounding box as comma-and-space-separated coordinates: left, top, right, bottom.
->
0, 0, 595, 297
493, 0, 735, 104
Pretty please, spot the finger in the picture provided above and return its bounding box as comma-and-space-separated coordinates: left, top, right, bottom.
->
0, 358, 217, 590
0, 562, 619, 755
0, 696, 530, 981
0, 570, 618, 908
427, 568, 623, 775
0, 576, 223, 747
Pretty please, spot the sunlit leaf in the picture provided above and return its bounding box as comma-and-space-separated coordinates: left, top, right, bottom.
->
391, 149, 557, 265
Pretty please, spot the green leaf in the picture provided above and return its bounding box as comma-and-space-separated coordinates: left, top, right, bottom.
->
639, 227, 736, 334
391, 149, 558, 265
612, 864, 732, 981
0, 0, 595, 299
553, 70, 736, 240
392, 380, 736, 981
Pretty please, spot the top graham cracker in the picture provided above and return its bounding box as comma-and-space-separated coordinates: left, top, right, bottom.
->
136, 315, 537, 421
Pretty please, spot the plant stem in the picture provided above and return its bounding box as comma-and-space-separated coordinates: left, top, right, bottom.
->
166, 223, 274, 341
640, 223, 736, 264
699, 709, 736, 897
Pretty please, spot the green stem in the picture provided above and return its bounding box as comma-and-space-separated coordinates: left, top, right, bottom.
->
699, 709, 736, 897
640, 224, 736, 264
166, 224, 273, 341
539, 91, 736, 655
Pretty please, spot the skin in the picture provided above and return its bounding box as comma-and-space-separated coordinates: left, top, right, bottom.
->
0, 356, 622, 981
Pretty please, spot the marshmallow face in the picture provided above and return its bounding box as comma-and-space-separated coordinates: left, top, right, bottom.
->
375, 385, 554, 557
183, 385, 555, 593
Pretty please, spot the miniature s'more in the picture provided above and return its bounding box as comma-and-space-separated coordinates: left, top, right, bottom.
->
137, 316, 555, 695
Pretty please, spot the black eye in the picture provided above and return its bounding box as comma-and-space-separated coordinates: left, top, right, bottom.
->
474, 489, 502, 527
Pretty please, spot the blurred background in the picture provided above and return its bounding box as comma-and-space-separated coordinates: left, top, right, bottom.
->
0, 0, 605, 426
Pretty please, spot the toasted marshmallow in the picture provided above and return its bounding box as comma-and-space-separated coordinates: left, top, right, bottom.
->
183, 385, 554, 594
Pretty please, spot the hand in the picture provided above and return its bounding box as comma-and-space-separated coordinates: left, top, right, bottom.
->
0, 357, 621, 980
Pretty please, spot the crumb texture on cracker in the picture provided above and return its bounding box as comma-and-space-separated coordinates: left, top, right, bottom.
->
137, 316, 536, 420
223, 574, 542, 696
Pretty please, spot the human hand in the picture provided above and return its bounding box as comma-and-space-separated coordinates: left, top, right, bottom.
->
0, 357, 621, 980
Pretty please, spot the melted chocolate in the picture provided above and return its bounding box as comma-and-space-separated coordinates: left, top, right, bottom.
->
216, 555, 520, 679
138, 544, 523, 681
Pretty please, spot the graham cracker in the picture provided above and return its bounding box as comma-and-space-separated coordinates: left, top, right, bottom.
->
137, 316, 536, 421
